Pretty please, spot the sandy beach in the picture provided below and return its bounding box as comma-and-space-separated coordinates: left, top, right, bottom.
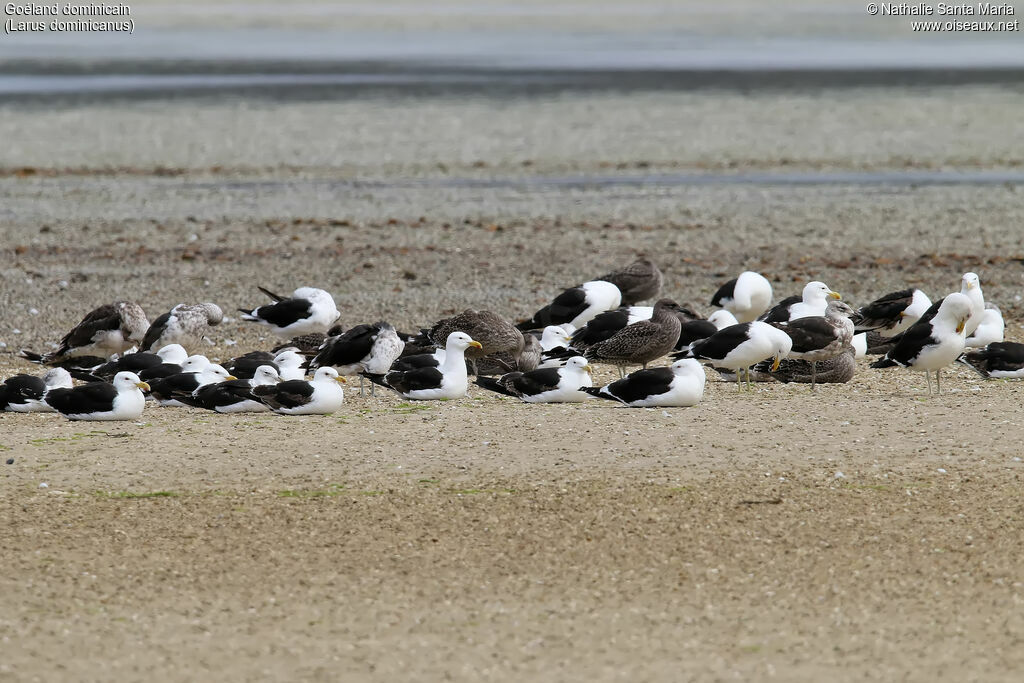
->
3, 3, 1024, 677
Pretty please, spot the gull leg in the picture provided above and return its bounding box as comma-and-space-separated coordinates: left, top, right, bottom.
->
618, 366, 625, 379
471, 359, 479, 377
370, 379, 376, 397
745, 367, 753, 390
936, 369, 941, 394
736, 370, 742, 391
925, 371, 932, 396
359, 375, 365, 397
810, 361, 817, 392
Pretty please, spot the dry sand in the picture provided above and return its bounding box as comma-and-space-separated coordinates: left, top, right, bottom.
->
2, 87, 1024, 681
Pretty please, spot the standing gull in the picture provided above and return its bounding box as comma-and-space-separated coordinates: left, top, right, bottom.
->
595, 258, 663, 305
141, 303, 224, 353
870, 292, 971, 394
583, 299, 684, 377
475, 356, 593, 403
770, 300, 856, 390
678, 321, 793, 389
583, 358, 706, 407
20, 301, 149, 364
310, 322, 405, 395
239, 286, 341, 338
45, 371, 150, 421
710, 271, 773, 323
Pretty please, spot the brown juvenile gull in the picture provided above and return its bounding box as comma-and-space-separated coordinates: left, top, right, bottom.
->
595, 258, 663, 305
584, 299, 684, 377
428, 309, 524, 375
141, 303, 224, 353
769, 300, 855, 391
20, 300, 149, 364
472, 333, 541, 375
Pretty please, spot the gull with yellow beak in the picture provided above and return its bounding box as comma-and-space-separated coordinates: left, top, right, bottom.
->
870, 292, 972, 394
44, 371, 151, 421
759, 281, 842, 323
475, 356, 594, 403
366, 332, 483, 400
675, 321, 793, 390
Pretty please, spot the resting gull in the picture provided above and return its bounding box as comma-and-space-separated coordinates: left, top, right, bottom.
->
853, 288, 932, 336
474, 356, 593, 403
147, 362, 234, 407
710, 271, 773, 323
194, 365, 283, 413
869, 292, 971, 394
80, 344, 189, 382
754, 348, 857, 384
254, 367, 346, 415
367, 332, 481, 400
20, 301, 149, 363
958, 341, 1024, 379
141, 303, 224, 353
1, 368, 73, 413
516, 281, 622, 333
583, 358, 706, 407
45, 371, 150, 421
965, 303, 1004, 348
428, 310, 522, 376
239, 286, 341, 338
595, 258, 663, 305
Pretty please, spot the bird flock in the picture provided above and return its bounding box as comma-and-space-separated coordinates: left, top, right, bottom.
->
2, 259, 1018, 423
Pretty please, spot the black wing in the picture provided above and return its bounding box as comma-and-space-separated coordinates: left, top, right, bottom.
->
709, 278, 738, 307
510, 367, 563, 396
853, 288, 914, 329
474, 375, 519, 397
56, 304, 121, 355
773, 317, 836, 354
254, 379, 314, 410
194, 379, 258, 410
311, 324, 377, 368
92, 352, 164, 380
45, 382, 117, 415
879, 318, 940, 367
518, 286, 587, 329
963, 342, 1024, 374
758, 296, 801, 323
676, 320, 717, 350
602, 367, 674, 404
385, 367, 444, 394
571, 309, 630, 348
689, 323, 753, 362
390, 352, 441, 373
226, 351, 277, 379
2, 375, 47, 404
258, 286, 285, 302
140, 311, 172, 352
248, 298, 313, 328
147, 372, 200, 402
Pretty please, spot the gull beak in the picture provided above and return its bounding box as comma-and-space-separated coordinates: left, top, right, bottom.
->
226, 375, 238, 381
898, 311, 906, 318
828, 291, 841, 300
468, 341, 483, 349
583, 365, 593, 374
136, 381, 151, 391
771, 356, 782, 372
335, 376, 348, 384
956, 318, 966, 334
966, 281, 975, 290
